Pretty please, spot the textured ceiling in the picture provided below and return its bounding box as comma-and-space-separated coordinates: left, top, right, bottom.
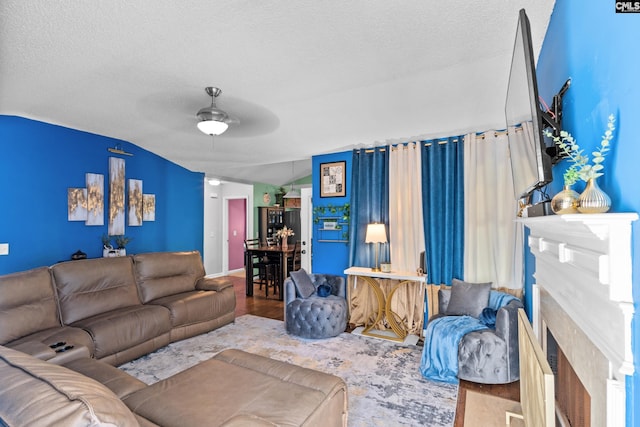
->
0, 1, 555, 185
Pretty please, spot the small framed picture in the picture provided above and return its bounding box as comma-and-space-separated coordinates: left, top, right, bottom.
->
320, 161, 346, 197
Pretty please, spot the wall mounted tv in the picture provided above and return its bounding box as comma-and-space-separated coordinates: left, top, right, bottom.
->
505, 9, 556, 201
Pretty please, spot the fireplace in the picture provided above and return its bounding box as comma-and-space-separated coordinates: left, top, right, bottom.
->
522, 213, 637, 426
547, 330, 590, 426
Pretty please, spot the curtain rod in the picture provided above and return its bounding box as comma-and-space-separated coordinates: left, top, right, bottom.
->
475, 125, 523, 140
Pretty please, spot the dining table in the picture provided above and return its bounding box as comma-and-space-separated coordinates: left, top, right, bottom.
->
245, 245, 294, 301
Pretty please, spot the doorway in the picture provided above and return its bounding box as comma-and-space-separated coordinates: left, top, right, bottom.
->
300, 187, 312, 272
226, 198, 247, 272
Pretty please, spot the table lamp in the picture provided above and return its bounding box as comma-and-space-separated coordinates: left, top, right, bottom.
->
365, 223, 387, 271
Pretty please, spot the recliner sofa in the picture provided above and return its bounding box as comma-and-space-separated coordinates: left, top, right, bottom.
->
0, 250, 235, 365
0, 251, 349, 426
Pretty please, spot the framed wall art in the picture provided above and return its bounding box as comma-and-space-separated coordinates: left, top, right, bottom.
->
86, 173, 104, 225
143, 194, 156, 221
67, 188, 87, 221
108, 157, 125, 235
320, 161, 346, 197
128, 179, 143, 226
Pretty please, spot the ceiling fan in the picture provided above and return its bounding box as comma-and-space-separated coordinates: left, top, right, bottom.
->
196, 87, 239, 136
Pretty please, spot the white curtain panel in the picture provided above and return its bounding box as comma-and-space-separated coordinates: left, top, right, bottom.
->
389, 142, 425, 272
463, 130, 523, 289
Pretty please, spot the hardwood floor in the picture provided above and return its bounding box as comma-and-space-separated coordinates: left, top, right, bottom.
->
228, 274, 519, 425
231, 274, 284, 321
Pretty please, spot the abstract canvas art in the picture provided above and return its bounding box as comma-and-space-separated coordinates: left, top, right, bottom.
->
67, 188, 87, 221
143, 194, 156, 221
86, 173, 104, 226
128, 179, 143, 226
108, 157, 125, 235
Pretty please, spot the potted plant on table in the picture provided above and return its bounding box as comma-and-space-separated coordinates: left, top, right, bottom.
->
276, 226, 294, 250
102, 234, 117, 258
114, 235, 133, 256
544, 114, 615, 214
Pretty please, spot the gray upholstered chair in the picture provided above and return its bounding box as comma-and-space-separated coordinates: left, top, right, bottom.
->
436, 287, 523, 384
284, 270, 347, 339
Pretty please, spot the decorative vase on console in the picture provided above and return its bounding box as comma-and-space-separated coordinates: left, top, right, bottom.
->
544, 114, 615, 214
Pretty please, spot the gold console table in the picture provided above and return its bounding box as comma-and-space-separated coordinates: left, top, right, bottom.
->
344, 266, 426, 342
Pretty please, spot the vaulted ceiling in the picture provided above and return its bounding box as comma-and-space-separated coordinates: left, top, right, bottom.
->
0, 1, 555, 185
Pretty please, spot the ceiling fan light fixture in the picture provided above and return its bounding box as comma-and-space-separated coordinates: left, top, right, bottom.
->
196, 87, 230, 136
197, 118, 229, 136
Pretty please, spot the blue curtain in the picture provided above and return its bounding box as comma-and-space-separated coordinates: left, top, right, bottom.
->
421, 138, 464, 285
348, 147, 389, 267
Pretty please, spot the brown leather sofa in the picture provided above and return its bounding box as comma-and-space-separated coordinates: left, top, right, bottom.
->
0, 250, 235, 365
0, 251, 348, 426
0, 345, 348, 426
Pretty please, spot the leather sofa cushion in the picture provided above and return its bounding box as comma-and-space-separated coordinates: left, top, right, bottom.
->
149, 289, 233, 328
71, 305, 171, 360
52, 257, 142, 324
124, 349, 347, 427
0, 345, 139, 426
134, 251, 206, 303
64, 357, 147, 399
0, 267, 60, 344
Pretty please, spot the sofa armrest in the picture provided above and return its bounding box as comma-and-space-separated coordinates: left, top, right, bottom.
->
495, 299, 523, 343
9, 341, 56, 360
284, 277, 297, 306
196, 277, 233, 292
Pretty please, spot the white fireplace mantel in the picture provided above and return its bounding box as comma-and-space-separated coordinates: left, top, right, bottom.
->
521, 213, 638, 426
521, 213, 637, 376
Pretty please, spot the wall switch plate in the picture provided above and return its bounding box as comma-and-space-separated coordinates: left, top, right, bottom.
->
0, 243, 9, 255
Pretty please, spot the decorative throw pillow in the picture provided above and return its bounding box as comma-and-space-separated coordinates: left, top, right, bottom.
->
316, 284, 332, 297
479, 307, 498, 328
290, 269, 315, 298
445, 278, 492, 318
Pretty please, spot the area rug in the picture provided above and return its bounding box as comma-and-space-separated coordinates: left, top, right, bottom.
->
119, 314, 458, 426
463, 391, 523, 427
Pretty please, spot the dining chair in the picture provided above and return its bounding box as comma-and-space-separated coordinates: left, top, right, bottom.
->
244, 238, 279, 297
287, 241, 302, 273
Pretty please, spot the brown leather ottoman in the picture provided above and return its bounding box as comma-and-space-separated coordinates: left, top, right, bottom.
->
124, 349, 348, 427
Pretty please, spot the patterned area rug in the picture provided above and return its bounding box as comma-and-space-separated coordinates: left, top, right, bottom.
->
119, 315, 458, 426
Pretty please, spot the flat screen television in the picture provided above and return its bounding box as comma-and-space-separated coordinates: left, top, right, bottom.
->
505, 9, 553, 201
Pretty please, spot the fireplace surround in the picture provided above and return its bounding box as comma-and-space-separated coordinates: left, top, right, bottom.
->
521, 213, 637, 426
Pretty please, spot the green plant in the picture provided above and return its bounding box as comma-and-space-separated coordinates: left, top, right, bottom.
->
114, 235, 133, 249
313, 203, 350, 224
544, 114, 615, 184
101, 234, 112, 249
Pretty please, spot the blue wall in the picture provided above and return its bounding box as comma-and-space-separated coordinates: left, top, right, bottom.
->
0, 116, 204, 275
536, 1, 640, 424
311, 151, 352, 276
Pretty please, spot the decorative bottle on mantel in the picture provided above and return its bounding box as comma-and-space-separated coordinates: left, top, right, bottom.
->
577, 178, 611, 213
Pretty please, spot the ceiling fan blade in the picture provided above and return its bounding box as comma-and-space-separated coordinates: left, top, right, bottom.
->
225, 114, 240, 125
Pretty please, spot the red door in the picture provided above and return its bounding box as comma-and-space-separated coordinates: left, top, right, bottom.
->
228, 199, 246, 270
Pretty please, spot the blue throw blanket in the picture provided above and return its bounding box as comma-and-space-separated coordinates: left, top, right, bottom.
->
419, 316, 488, 383
419, 291, 519, 383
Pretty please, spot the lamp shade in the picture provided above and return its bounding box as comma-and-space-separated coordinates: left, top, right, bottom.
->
365, 223, 387, 243
283, 188, 301, 198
